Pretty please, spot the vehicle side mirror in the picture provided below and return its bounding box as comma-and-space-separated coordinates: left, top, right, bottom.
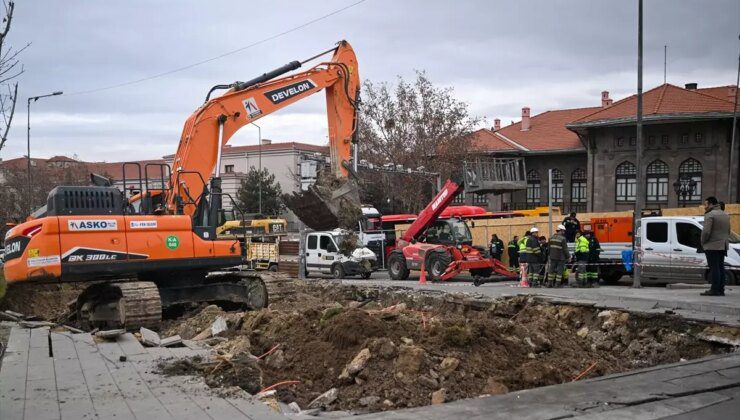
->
5, 222, 16, 228
471, 221, 476, 228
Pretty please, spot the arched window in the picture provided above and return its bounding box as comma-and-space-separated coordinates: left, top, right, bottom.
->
571, 168, 587, 204
646, 160, 669, 202
526, 170, 541, 205
615, 161, 637, 202
679, 158, 702, 202
550, 169, 563, 204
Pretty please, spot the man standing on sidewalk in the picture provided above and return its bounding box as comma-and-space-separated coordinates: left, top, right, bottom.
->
701, 196, 730, 296
508, 235, 520, 270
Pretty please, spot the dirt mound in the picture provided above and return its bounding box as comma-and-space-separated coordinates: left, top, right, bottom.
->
321, 309, 386, 348
158, 353, 262, 395
0, 283, 85, 321
158, 282, 736, 414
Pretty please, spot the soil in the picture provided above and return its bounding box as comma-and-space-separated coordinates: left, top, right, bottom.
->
0, 282, 86, 321
157, 281, 739, 414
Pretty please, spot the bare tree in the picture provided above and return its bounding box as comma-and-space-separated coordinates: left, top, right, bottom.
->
0, 2, 27, 152
357, 71, 482, 213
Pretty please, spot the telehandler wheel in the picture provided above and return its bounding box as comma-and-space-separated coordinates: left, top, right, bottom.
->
425, 249, 452, 282
388, 252, 410, 280
360, 272, 372, 279
332, 263, 345, 279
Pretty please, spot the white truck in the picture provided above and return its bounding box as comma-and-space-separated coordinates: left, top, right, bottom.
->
304, 229, 379, 279
577, 216, 740, 285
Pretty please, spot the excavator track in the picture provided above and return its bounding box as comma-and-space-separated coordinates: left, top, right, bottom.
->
76, 280, 162, 331
117, 281, 163, 331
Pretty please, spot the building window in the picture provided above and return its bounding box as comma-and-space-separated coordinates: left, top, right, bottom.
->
615, 137, 625, 147
679, 158, 702, 202
648, 135, 655, 146
629, 137, 636, 147
224, 165, 234, 173
550, 169, 563, 204
661, 135, 669, 146
695, 132, 704, 144
646, 159, 669, 202
526, 170, 541, 205
571, 168, 587, 203
615, 161, 637, 203
453, 191, 465, 204
681, 133, 689, 144
473, 193, 488, 205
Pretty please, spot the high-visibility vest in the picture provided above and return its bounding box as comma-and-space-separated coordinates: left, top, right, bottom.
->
576, 235, 590, 253
518, 236, 529, 254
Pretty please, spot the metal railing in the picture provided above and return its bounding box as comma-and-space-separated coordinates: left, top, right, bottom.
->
463, 158, 527, 194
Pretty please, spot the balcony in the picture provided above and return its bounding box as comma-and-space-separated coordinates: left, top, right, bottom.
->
463, 158, 527, 194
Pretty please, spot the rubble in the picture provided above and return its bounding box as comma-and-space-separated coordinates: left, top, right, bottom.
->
151, 282, 737, 414
95, 329, 126, 339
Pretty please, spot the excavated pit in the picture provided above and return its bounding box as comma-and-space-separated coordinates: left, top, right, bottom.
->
155, 281, 738, 414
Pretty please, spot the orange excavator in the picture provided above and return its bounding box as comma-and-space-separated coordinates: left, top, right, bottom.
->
2, 41, 361, 330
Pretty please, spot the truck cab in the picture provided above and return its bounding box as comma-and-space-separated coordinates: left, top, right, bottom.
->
637, 216, 740, 284
304, 229, 378, 279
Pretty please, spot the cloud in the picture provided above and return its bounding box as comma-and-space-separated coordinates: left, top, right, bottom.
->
0, 0, 737, 162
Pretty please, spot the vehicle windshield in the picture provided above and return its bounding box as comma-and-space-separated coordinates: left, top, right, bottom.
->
423, 218, 473, 244
698, 221, 740, 243
362, 216, 383, 232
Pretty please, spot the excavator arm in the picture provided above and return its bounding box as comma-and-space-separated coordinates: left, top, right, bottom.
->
166, 41, 360, 229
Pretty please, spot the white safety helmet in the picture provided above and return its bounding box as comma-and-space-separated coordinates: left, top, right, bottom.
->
530, 227, 539, 233
557, 224, 566, 231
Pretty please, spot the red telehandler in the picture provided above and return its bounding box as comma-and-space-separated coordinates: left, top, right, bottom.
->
387, 174, 518, 283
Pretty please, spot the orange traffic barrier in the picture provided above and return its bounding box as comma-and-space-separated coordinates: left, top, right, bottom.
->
419, 262, 427, 284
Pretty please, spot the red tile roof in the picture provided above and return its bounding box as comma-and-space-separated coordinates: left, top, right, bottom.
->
87, 159, 167, 180
495, 107, 600, 151
222, 141, 328, 155
697, 85, 738, 103
466, 128, 518, 152
569, 84, 736, 127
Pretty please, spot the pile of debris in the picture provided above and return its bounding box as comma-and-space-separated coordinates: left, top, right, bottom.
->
155, 281, 738, 415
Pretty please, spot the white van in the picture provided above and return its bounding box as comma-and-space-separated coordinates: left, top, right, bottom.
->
636, 216, 740, 284
304, 229, 378, 279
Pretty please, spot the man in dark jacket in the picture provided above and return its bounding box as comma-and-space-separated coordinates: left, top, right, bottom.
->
489, 234, 504, 262
587, 231, 602, 287
547, 224, 570, 287
562, 212, 581, 242
507, 235, 519, 269
524, 227, 544, 287
701, 196, 730, 296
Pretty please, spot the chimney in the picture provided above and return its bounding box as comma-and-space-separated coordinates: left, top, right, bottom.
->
493, 118, 501, 131
601, 91, 613, 108
521, 107, 531, 131
261, 138, 272, 145
729, 86, 738, 104
685, 83, 698, 90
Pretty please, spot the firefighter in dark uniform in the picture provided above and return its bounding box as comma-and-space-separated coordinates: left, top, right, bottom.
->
547, 224, 570, 288
507, 235, 519, 269
562, 212, 581, 242
524, 227, 544, 287
587, 230, 602, 287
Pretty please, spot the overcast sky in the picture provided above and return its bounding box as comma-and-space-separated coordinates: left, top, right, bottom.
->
1, 0, 738, 162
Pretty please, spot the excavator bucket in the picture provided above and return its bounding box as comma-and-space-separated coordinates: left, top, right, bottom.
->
283, 178, 361, 231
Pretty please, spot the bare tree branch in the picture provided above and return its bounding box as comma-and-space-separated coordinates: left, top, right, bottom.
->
0, 81, 16, 150
0, 2, 23, 154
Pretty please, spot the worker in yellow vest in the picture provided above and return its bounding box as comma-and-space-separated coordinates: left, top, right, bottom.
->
517, 231, 531, 286
574, 230, 590, 287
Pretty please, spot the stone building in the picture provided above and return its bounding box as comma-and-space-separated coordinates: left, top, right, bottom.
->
466, 83, 738, 213
567, 83, 739, 212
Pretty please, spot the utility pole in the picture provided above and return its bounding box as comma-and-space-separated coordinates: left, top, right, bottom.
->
548, 169, 553, 238
727, 35, 739, 201
663, 45, 667, 84
633, 0, 644, 288
26, 91, 63, 213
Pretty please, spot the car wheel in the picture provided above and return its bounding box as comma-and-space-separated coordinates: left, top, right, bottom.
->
725, 269, 737, 285
388, 253, 410, 280
361, 272, 372, 279
332, 264, 345, 279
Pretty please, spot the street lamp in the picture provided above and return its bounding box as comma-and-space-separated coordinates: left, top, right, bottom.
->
251, 122, 262, 215
673, 175, 697, 208
27, 91, 63, 213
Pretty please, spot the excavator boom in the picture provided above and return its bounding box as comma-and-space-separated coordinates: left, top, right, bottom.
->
167, 41, 360, 230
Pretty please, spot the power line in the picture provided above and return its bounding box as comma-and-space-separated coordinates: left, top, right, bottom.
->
65, 0, 366, 96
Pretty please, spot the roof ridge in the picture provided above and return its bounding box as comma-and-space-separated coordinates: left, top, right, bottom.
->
653, 84, 669, 114
683, 85, 738, 105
